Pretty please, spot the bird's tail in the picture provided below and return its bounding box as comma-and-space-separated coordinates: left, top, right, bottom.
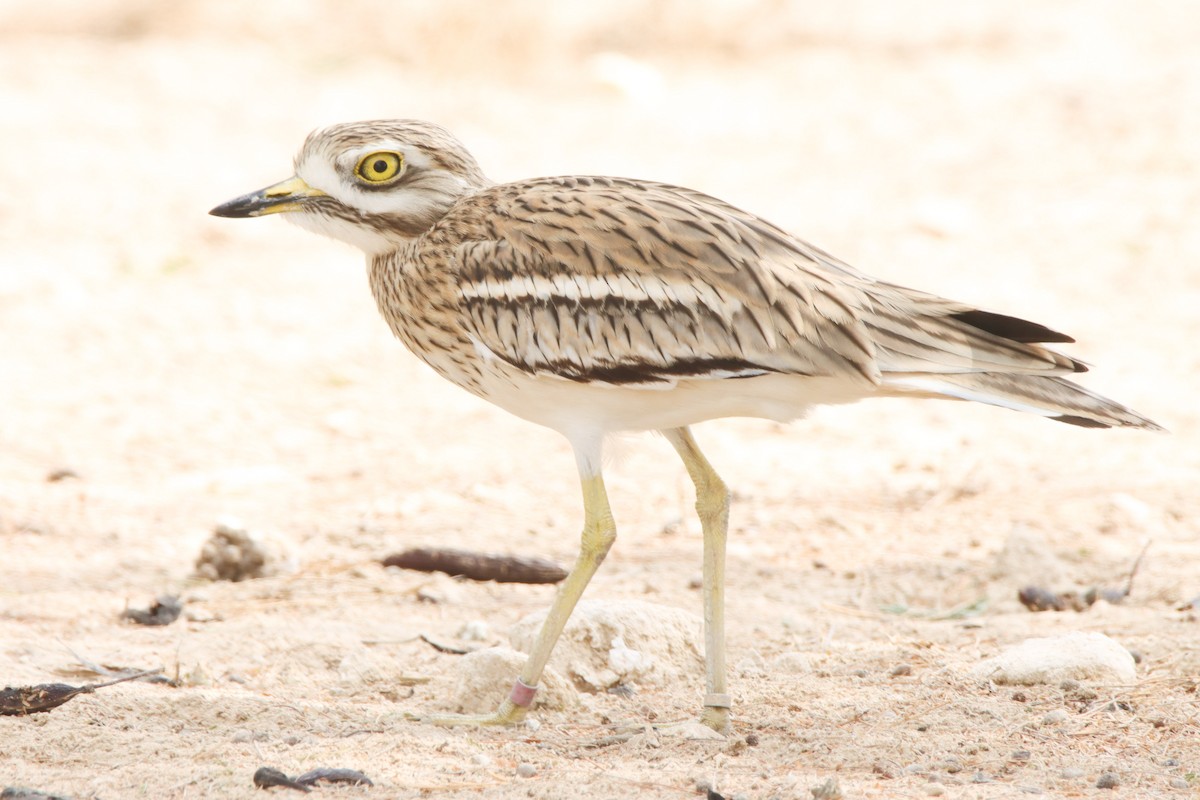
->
883, 373, 1163, 431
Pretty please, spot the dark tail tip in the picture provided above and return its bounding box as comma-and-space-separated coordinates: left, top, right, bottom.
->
951, 309, 1075, 344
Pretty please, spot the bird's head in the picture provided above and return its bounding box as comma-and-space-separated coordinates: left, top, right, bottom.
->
210, 120, 491, 255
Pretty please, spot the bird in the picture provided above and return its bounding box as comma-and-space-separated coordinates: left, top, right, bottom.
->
210, 119, 1160, 732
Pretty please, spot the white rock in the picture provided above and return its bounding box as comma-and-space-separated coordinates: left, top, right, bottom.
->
971, 632, 1137, 686
442, 647, 575, 713
510, 600, 702, 691
458, 620, 491, 641
607, 636, 652, 678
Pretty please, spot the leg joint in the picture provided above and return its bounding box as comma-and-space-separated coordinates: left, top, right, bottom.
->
693, 478, 730, 522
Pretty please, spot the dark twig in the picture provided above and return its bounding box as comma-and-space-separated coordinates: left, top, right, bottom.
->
252, 768, 310, 793
294, 768, 373, 787
383, 547, 566, 584
0, 669, 162, 716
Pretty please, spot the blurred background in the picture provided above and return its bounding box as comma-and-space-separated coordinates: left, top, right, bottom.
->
2, 2, 1198, 795
1, 0, 1196, 602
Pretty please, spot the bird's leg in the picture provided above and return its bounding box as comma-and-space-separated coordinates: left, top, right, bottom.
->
663, 426, 731, 732
422, 457, 616, 727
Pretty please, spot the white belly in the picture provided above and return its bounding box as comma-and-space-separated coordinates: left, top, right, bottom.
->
473, 365, 875, 443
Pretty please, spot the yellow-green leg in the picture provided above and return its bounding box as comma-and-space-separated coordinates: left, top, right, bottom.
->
663, 426, 731, 732
423, 454, 616, 726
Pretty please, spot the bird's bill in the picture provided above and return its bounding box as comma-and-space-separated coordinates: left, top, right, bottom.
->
208, 176, 326, 218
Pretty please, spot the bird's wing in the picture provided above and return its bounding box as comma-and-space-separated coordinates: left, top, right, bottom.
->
449, 177, 1078, 387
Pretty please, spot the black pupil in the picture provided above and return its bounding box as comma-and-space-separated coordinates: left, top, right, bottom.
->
372, 159, 388, 174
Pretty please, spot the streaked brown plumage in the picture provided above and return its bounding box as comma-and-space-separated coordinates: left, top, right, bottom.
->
211, 119, 1160, 732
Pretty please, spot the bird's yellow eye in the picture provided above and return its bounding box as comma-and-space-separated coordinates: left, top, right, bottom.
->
354, 151, 404, 183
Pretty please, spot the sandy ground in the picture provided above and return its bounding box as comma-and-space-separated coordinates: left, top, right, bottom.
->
2, 1, 1199, 798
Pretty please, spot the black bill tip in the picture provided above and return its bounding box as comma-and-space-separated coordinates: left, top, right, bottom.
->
209, 177, 323, 219
209, 191, 268, 218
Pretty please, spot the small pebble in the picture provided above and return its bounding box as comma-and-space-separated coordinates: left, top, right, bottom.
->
1169, 777, 1189, 789
744, 732, 759, 746
890, 664, 913, 677
525, 718, 541, 732
122, 594, 183, 626
1096, 772, 1120, 789
925, 785, 946, 797
1, 788, 76, 800
809, 778, 843, 799
1061, 767, 1086, 780
515, 763, 536, 778
469, 753, 492, 768
1042, 709, 1069, 725
457, 620, 490, 641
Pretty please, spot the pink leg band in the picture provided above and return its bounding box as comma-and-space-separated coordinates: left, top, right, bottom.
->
509, 678, 539, 708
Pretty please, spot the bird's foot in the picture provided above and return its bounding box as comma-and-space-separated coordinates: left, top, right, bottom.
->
413, 705, 529, 728
408, 701, 529, 727
584, 716, 730, 748
407, 680, 535, 727
587, 698, 732, 746
699, 703, 731, 733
